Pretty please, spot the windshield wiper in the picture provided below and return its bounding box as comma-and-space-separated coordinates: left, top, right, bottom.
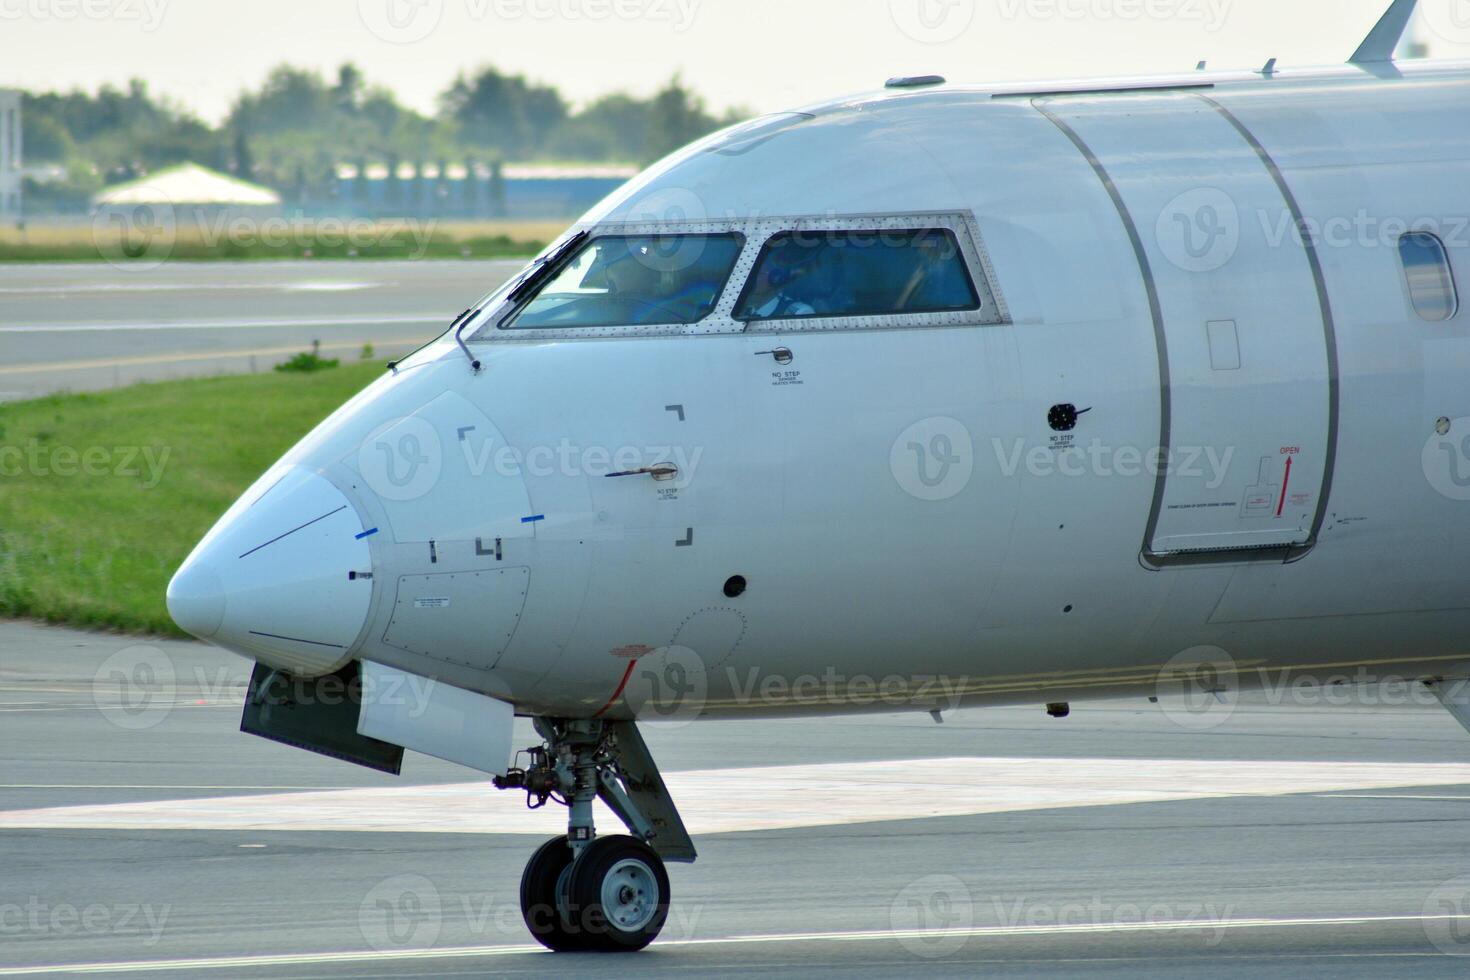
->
506, 230, 589, 305
394, 230, 590, 377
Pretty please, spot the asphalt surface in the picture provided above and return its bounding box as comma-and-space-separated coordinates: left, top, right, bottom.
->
5, 621, 1470, 977
0, 261, 527, 402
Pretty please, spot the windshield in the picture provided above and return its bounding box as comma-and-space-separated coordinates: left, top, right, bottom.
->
735, 228, 979, 321
502, 233, 745, 329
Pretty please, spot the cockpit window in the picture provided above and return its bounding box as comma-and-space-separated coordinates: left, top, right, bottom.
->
470, 212, 1008, 342
734, 228, 980, 322
503, 233, 745, 329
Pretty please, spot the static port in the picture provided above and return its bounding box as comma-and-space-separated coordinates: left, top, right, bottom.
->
724, 575, 747, 598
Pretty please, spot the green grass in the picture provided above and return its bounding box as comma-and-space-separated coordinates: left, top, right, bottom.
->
0, 361, 385, 636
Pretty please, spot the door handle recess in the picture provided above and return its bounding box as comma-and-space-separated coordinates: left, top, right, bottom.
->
606, 464, 679, 482
1048, 404, 1093, 432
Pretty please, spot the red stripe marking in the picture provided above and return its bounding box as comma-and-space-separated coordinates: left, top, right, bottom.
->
1276, 455, 1294, 518
592, 659, 639, 719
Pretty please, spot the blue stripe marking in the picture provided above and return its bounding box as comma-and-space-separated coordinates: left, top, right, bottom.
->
521, 515, 545, 524
355, 528, 379, 540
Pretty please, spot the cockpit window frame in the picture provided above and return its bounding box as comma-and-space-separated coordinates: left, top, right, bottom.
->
731, 226, 982, 324
468, 211, 1009, 343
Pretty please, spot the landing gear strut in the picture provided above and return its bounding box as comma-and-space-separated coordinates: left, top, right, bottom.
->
494, 718, 695, 951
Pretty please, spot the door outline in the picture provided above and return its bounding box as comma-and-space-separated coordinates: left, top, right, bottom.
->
1033, 92, 1340, 567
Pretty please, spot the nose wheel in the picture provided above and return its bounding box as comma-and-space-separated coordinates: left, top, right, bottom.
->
519, 835, 584, 951
496, 718, 695, 952
521, 834, 671, 951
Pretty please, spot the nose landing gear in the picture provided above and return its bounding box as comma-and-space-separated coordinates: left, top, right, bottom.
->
494, 718, 694, 952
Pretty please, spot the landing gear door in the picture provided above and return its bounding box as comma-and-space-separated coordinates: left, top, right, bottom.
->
1044, 94, 1334, 558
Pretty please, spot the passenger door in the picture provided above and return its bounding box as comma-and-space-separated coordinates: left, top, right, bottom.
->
1042, 93, 1335, 560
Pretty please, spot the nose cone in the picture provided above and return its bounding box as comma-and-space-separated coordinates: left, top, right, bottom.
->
166, 561, 225, 639
168, 467, 375, 675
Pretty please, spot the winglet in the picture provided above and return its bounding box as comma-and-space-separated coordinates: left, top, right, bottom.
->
1349, 0, 1419, 64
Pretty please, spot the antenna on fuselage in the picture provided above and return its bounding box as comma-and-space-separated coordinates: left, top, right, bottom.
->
1349, 0, 1419, 64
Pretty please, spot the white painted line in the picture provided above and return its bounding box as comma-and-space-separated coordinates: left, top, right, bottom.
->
0, 281, 384, 295
0, 785, 364, 791
0, 314, 445, 334
3, 757, 1470, 836
0, 259, 527, 278
1, 913, 1465, 975
284, 282, 378, 293
1316, 793, 1470, 801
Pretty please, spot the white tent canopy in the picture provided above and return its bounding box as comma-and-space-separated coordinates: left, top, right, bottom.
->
94, 163, 280, 207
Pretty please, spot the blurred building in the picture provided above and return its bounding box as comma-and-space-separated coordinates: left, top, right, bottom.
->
331, 161, 636, 220
0, 89, 21, 219
93, 162, 281, 222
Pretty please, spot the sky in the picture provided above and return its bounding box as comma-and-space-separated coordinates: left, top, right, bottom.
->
0, 0, 1463, 124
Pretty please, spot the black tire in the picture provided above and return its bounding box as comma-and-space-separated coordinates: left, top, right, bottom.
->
520, 835, 587, 952
563, 835, 670, 951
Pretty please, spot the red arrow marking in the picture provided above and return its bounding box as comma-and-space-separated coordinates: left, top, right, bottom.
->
1276, 455, 1294, 518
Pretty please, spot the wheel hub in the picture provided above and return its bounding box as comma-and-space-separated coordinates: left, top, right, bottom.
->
601, 858, 658, 932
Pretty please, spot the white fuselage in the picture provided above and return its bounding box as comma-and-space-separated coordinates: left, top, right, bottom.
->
169, 60, 1470, 721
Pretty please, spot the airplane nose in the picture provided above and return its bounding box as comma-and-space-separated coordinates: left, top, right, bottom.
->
167, 467, 375, 675
165, 561, 225, 639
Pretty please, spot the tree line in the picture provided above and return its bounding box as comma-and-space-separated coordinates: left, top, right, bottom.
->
21, 64, 747, 211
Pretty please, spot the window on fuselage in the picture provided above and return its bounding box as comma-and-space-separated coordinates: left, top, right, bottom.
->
734, 228, 980, 322
1400, 231, 1459, 322
504, 233, 745, 329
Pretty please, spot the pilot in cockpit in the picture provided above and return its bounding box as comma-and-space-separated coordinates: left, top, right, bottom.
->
603, 244, 658, 290
745, 246, 818, 319
592, 242, 674, 325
